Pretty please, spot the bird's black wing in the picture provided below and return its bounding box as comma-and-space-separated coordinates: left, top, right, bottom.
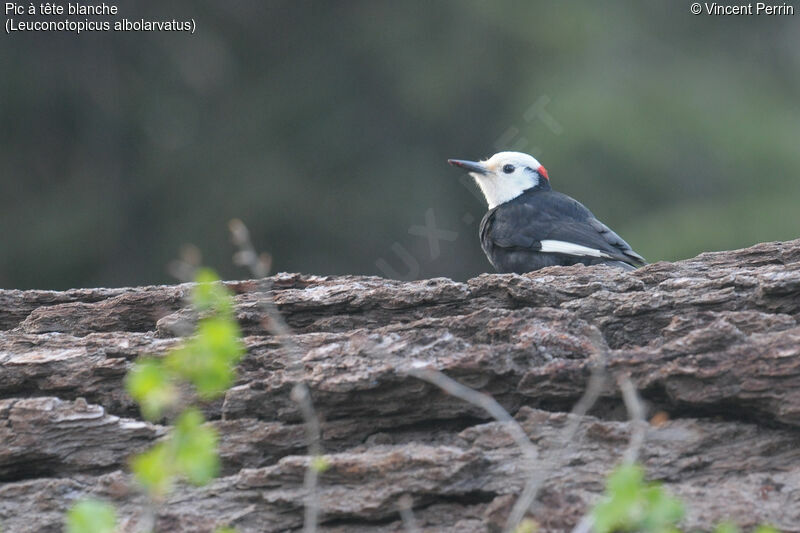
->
484, 190, 646, 266
542, 218, 646, 265
584, 217, 646, 265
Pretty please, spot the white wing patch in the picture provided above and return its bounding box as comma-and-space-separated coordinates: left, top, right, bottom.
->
539, 240, 612, 258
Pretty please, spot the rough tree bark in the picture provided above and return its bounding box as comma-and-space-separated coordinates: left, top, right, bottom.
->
1, 239, 800, 532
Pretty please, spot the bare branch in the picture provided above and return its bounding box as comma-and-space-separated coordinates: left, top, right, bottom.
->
291, 384, 323, 458
569, 375, 648, 533
618, 374, 646, 465
505, 363, 607, 532
405, 366, 544, 533
397, 494, 421, 533
291, 383, 323, 533
570, 514, 593, 533
167, 243, 203, 283
229, 219, 271, 279
407, 367, 539, 466
406, 329, 613, 533
229, 219, 323, 533
130, 502, 157, 533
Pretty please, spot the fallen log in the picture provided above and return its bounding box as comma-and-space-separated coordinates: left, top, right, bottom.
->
1, 239, 799, 532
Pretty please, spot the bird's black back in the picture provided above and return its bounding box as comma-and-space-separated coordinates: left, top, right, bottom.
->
480, 188, 645, 273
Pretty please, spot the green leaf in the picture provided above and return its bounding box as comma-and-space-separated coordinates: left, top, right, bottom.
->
192, 268, 234, 318
592, 465, 643, 533
753, 527, 779, 533
131, 441, 174, 497
130, 409, 219, 496
124, 358, 177, 420
714, 523, 740, 533
214, 528, 238, 533
65, 499, 116, 533
641, 484, 684, 531
173, 408, 220, 485
513, 518, 538, 533
125, 265, 237, 501
608, 463, 645, 498
592, 464, 683, 533
310, 455, 331, 473
197, 317, 244, 364
166, 317, 244, 398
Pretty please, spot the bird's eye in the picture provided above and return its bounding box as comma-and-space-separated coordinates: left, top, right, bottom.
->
502, 164, 515, 174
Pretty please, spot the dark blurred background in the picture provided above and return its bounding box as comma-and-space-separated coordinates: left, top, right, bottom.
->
2, 1, 799, 289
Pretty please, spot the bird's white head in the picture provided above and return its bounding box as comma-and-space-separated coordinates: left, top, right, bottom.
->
448, 151, 549, 209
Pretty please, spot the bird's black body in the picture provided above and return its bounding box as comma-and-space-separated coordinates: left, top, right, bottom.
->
480, 183, 646, 273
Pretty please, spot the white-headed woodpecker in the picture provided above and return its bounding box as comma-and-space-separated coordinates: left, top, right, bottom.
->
449, 151, 646, 273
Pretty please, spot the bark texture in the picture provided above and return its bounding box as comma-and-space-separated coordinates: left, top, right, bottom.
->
1, 239, 800, 532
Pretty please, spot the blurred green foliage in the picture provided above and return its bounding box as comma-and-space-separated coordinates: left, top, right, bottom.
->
126, 267, 244, 418
125, 357, 178, 421
715, 524, 780, 533
125, 268, 241, 497
592, 464, 684, 533
2, 2, 798, 289
68, 268, 243, 528
310, 454, 331, 474
592, 464, 780, 533
131, 407, 220, 496
65, 500, 116, 533
513, 518, 538, 533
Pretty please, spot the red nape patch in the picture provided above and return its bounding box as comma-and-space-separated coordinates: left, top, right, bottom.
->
538, 166, 549, 180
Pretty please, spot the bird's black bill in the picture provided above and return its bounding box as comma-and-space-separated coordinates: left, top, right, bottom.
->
448, 159, 488, 175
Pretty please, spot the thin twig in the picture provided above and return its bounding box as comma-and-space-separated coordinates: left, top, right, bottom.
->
407, 365, 544, 532
167, 244, 203, 283
228, 219, 323, 533
229, 220, 298, 344
504, 363, 607, 532
407, 367, 539, 467
291, 383, 323, 533
618, 374, 646, 465
397, 494, 421, 533
229, 219, 271, 279
569, 375, 649, 533
570, 514, 593, 533
131, 503, 157, 533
